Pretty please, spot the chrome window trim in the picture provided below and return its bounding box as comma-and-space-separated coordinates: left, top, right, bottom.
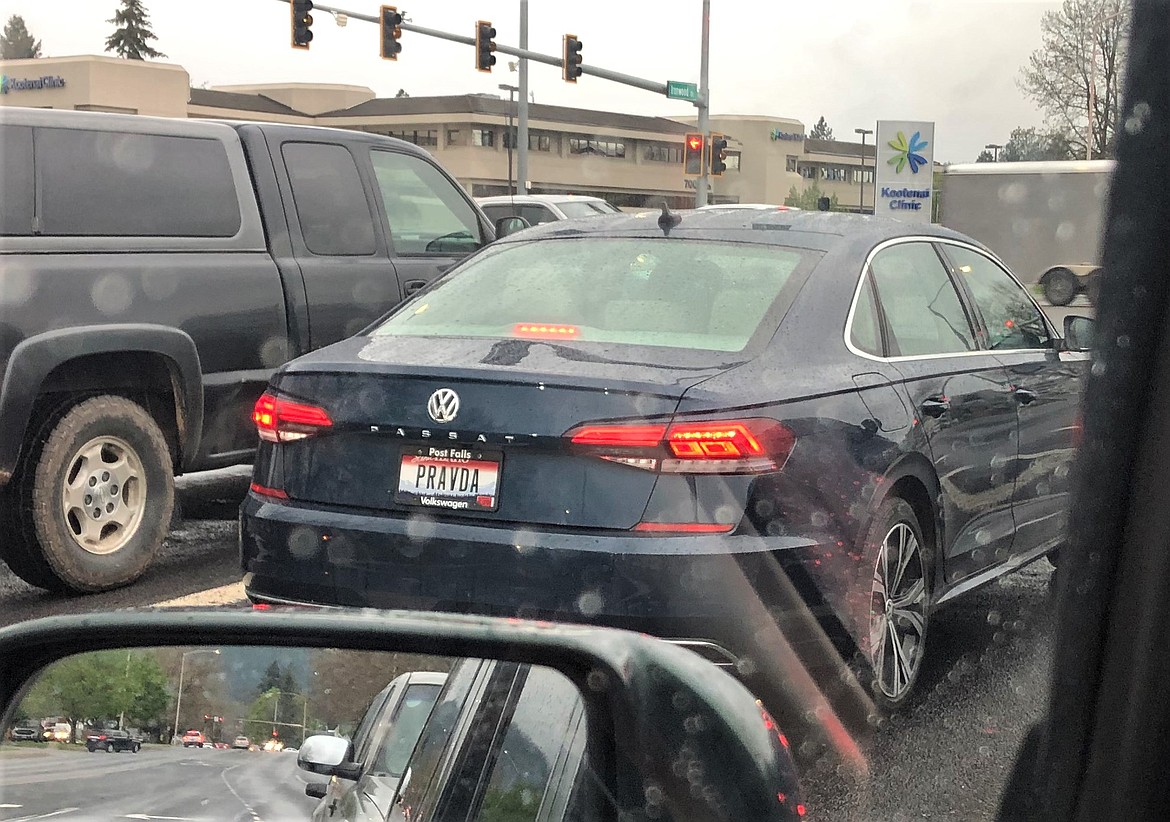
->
843, 235, 1055, 363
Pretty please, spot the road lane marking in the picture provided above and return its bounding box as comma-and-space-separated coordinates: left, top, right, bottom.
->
5, 809, 78, 822
152, 581, 246, 608
123, 815, 203, 820
0, 805, 22, 809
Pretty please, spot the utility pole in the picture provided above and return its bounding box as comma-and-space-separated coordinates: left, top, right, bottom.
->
499, 83, 518, 195
695, 0, 711, 208
517, 0, 529, 194
855, 127, 873, 214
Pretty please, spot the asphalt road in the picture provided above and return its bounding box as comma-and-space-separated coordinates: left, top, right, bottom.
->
0, 744, 319, 821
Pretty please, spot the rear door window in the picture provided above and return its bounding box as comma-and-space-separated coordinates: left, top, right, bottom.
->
0, 124, 34, 236
849, 275, 883, 357
869, 241, 977, 357
370, 149, 484, 255
471, 666, 583, 822
37, 128, 241, 237
283, 142, 377, 256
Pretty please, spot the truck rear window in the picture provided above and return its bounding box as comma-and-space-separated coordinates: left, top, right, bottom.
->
373, 237, 817, 353
37, 128, 242, 238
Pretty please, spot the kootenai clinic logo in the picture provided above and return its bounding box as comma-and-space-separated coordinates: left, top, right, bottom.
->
887, 130, 930, 174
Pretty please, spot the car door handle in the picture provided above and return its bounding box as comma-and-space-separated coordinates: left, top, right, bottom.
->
1012, 387, 1038, 405
920, 397, 950, 418
403, 279, 428, 295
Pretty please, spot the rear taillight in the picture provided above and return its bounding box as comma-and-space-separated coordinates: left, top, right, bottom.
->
568, 418, 795, 474
253, 392, 333, 443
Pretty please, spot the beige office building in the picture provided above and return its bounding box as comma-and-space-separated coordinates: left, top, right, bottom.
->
1, 55, 879, 210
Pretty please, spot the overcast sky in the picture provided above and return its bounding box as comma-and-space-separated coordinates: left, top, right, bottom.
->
7, 0, 1061, 162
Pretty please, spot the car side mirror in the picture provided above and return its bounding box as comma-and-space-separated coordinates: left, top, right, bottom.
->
494, 216, 529, 238
297, 734, 359, 780
1064, 314, 1095, 352
305, 782, 328, 800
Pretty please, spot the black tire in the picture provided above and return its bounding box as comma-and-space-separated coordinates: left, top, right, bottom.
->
106, 742, 115, 753
2, 396, 174, 593
1043, 268, 1078, 306
1086, 270, 1103, 305
851, 497, 932, 713
133, 743, 141, 753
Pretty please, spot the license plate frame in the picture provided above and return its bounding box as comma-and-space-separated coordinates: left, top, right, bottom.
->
395, 447, 502, 512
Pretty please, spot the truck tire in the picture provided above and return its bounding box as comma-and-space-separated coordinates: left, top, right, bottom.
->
3, 396, 174, 593
1043, 268, 1078, 306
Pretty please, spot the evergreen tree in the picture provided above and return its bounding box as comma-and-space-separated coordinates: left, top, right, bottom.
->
104, 0, 165, 60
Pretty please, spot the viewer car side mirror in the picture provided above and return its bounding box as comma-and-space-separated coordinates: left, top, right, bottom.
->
0, 610, 808, 822
305, 782, 328, 800
298, 734, 359, 780
494, 215, 530, 238
1064, 314, 1095, 352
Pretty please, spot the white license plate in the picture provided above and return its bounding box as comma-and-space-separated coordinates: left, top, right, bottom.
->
395, 447, 501, 512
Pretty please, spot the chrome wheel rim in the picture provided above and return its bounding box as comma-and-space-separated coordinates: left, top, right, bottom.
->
869, 522, 928, 701
60, 435, 146, 556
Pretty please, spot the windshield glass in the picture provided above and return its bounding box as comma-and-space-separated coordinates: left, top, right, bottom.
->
373, 238, 816, 352
557, 200, 618, 217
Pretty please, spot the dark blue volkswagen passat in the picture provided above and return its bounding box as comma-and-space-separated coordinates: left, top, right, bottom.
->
240, 209, 1087, 716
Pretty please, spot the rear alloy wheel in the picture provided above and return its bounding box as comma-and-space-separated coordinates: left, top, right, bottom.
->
133, 743, 141, 753
1043, 268, 1078, 306
106, 742, 115, 753
860, 498, 930, 711
4, 396, 174, 593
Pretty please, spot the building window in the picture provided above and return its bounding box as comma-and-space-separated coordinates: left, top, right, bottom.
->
800, 165, 818, 180
473, 129, 495, 147
529, 132, 552, 151
644, 143, 683, 164
568, 135, 626, 159
853, 168, 874, 184
502, 130, 516, 149
820, 166, 848, 182
446, 129, 461, 145
786, 156, 798, 173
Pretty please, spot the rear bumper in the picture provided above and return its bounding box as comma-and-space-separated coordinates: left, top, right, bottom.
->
240, 494, 858, 653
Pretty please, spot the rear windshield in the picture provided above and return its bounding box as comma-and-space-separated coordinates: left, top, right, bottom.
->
373, 237, 818, 353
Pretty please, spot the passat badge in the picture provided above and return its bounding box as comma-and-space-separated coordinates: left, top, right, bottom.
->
427, 388, 460, 424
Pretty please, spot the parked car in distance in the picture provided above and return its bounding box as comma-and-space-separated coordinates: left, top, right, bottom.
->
86, 729, 141, 753
0, 105, 518, 596
476, 193, 620, 227
262, 739, 284, 752
232, 735, 250, 749
8, 722, 41, 742
181, 730, 205, 748
241, 209, 1089, 729
300, 670, 446, 821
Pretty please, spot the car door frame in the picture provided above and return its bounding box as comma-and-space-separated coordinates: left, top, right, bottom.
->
848, 236, 1023, 600
934, 238, 1084, 565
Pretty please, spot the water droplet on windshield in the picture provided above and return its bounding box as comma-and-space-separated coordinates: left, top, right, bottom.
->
1125, 101, 1152, 135
575, 589, 604, 616
91, 274, 134, 315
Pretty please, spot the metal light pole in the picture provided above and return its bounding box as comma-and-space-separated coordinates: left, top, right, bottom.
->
173, 649, 219, 744
985, 143, 1003, 162
517, 0, 529, 194
695, 0, 711, 208
499, 83, 519, 196
854, 128, 873, 214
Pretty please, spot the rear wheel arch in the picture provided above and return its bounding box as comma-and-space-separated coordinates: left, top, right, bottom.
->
871, 456, 943, 566
0, 326, 204, 480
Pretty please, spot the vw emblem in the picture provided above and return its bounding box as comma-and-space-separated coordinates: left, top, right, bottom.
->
427, 388, 460, 424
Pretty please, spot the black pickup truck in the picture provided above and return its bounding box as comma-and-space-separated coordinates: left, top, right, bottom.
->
0, 107, 522, 593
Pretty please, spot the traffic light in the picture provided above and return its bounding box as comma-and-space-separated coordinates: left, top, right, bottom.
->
290, 0, 313, 50
683, 133, 704, 177
710, 133, 728, 176
475, 21, 496, 72
562, 34, 583, 82
380, 6, 402, 60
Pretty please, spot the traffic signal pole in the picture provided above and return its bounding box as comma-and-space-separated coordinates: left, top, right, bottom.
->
517, 0, 529, 195
695, 0, 711, 208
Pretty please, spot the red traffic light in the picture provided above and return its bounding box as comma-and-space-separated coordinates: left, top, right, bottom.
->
688, 136, 703, 151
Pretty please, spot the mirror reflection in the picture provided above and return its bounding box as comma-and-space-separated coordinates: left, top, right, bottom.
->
1, 647, 587, 822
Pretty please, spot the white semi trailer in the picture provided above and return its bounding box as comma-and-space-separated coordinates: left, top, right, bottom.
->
939, 160, 1114, 306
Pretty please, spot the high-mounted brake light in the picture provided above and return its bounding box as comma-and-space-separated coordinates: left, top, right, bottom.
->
512, 323, 581, 340
253, 392, 333, 443
566, 418, 795, 474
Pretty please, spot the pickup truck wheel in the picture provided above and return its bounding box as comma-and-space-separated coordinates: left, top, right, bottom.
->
10, 396, 174, 593
1043, 268, 1078, 306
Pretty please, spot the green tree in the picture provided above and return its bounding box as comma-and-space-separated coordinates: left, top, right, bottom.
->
395, 88, 410, 98
20, 652, 127, 742
1019, 0, 1130, 159
104, 0, 165, 60
1, 15, 42, 59
784, 183, 840, 211
1000, 126, 1076, 161
808, 116, 834, 140
976, 149, 996, 163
